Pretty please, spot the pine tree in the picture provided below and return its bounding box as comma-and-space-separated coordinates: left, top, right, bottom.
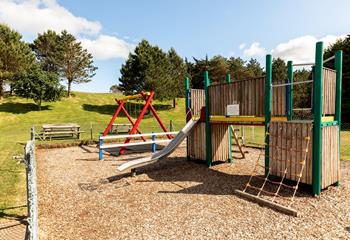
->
0, 24, 35, 98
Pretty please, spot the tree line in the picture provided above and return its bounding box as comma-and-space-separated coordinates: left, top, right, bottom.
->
0, 24, 96, 109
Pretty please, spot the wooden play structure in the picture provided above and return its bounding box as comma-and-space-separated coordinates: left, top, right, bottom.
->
185, 42, 343, 215
99, 91, 174, 159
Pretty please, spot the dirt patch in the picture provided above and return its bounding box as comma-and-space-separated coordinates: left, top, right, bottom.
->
37, 144, 350, 239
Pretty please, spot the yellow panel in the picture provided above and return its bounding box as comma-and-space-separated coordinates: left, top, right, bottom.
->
209, 115, 287, 123
321, 116, 334, 122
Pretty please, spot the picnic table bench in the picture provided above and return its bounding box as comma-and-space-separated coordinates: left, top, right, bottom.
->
109, 123, 132, 134
41, 124, 84, 140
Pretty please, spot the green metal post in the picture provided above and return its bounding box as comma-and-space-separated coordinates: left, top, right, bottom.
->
228, 126, 233, 163
265, 55, 272, 176
226, 73, 231, 83
312, 42, 324, 195
287, 61, 293, 120
185, 76, 190, 160
204, 71, 212, 167
335, 50, 343, 186
226, 72, 232, 161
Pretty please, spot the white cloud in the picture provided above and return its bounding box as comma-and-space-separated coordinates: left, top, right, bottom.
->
239, 43, 246, 50
0, 0, 135, 60
271, 34, 346, 63
0, 0, 101, 36
80, 35, 135, 60
243, 42, 266, 57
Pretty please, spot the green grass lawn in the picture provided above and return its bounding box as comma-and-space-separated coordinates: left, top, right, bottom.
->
0, 92, 186, 219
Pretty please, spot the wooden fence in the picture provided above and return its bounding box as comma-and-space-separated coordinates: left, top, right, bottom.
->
321, 125, 340, 188
322, 68, 336, 115
208, 77, 285, 116
269, 122, 339, 188
188, 123, 230, 162
269, 122, 313, 185
190, 89, 205, 116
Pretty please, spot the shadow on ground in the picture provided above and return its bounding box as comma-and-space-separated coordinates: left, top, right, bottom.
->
105, 157, 312, 199
82, 102, 172, 118
0, 102, 51, 114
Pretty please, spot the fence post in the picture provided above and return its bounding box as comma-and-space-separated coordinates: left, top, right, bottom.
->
152, 132, 156, 153
228, 126, 233, 163
185, 76, 190, 161
90, 122, 93, 141
99, 135, 103, 160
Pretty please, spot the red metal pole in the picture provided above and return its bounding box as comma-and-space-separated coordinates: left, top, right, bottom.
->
115, 99, 146, 142
119, 92, 155, 154
102, 101, 125, 136
140, 92, 173, 139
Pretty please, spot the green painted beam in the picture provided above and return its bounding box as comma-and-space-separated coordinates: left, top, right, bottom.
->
204, 71, 212, 167
228, 126, 233, 163
287, 61, 293, 120
312, 42, 324, 196
185, 76, 190, 160
335, 50, 343, 187
320, 121, 338, 127
265, 54, 272, 176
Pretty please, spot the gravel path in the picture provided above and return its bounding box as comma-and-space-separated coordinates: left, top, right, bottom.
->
37, 144, 350, 239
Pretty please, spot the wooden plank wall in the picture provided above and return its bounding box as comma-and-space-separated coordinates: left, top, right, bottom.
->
321, 125, 340, 188
211, 124, 230, 161
208, 77, 285, 116
269, 122, 313, 185
190, 89, 205, 116
322, 68, 336, 115
188, 123, 206, 160
187, 123, 230, 162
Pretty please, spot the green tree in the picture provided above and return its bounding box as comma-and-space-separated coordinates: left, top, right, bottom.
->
0, 24, 35, 98
13, 65, 64, 110
119, 40, 176, 100
324, 35, 350, 122
57, 31, 97, 97
293, 69, 312, 108
167, 48, 187, 98
110, 84, 121, 94
246, 58, 264, 77
272, 58, 287, 83
31, 30, 60, 72
208, 55, 229, 83
227, 57, 250, 80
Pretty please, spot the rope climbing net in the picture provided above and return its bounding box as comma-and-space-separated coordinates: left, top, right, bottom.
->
236, 123, 312, 216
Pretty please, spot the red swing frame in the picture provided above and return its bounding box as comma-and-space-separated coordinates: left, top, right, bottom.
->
102, 91, 173, 154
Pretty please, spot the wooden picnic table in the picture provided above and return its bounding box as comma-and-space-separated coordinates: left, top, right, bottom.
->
42, 123, 83, 140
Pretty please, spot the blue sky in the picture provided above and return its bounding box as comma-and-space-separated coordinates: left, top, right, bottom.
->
1, 0, 349, 92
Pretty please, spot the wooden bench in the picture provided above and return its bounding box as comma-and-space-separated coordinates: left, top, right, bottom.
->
41, 124, 84, 140
109, 123, 132, 134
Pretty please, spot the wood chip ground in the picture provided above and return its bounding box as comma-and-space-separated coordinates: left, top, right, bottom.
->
36, 143, 350, 239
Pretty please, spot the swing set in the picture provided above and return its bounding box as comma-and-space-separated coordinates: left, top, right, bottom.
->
101, 91, 173, 155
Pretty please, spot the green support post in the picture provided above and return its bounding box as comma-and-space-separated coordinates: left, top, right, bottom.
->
228, 126, 233, 163
226, 72, 232, 162
185, 76, 190, 160
265, 55, 272, 176
335, 50, 343, 186
204, 71, 212, 167
226, 73, 231, 83
287, 61, 293, 120
312, 42, 324, 195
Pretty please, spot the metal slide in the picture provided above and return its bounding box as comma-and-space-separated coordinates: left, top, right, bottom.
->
117, 118, 199, 172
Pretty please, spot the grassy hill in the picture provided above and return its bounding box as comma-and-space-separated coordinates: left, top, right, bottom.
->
0, 92, 185, 218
